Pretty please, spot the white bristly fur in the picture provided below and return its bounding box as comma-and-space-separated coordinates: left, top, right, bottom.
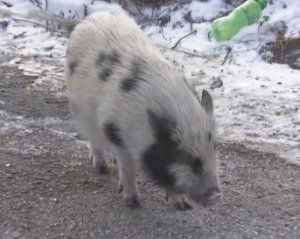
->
66, 11, 220, 208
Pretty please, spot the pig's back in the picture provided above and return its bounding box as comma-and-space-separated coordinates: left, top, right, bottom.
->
65, 11, 167, 114
64, 11, 201, 160
64, 11, 171, 154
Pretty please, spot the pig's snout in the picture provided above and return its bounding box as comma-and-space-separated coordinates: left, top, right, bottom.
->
199, 187, 223, 207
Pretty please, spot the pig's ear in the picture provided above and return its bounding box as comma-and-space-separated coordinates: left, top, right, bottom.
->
201, 90, 213, 115
147, 109, 175, 140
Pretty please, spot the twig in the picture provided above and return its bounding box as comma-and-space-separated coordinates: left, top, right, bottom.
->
83, 4, 88, 17
183, 11, 193, 31
252, 19, 269, 52
189, 22, 193, 31
28, 0, 43, 10
1, 1, 13, 7
221, 46, 232, 65
11, 17, 62, 34
159, 45, 208, 59
173, 49, 204, 58
171, 29, 197, 50
207, 32, 211, 42
45, 0, 48, 31
36, 0, 43, 10
12, 17, 47, 29
292, 25, 300, 35
160, 26, 167, 40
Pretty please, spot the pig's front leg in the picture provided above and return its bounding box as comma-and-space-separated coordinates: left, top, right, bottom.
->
117, 151, 140, 207
89, 143, 109, 174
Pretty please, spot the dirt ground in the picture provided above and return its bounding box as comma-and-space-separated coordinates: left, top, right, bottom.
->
0, 58, 299, 239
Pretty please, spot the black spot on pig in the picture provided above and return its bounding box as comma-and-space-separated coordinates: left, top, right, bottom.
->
132, 59, 143, 72
121, 78, 139, 91
108, 51, 120, 64
103, 122, 124, 148
97, 51, 120, 66
99, 68, 112, 81
147, 110, 176, 140
96, 53, 106, 66
97, 51, 121, 81
142, 110, 178, 187
120, 60, 145, 92
191, 158, 203, 174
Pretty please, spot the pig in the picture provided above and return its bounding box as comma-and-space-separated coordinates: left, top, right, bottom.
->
65, 11, 222, 210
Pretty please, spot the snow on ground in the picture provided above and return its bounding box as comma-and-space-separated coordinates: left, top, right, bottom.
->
0, 0, 299, 164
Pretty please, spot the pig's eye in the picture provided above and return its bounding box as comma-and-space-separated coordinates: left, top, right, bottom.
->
191, 158, 203, 174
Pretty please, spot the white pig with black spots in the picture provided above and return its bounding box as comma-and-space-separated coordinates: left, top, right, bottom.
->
65, 11, 223, 210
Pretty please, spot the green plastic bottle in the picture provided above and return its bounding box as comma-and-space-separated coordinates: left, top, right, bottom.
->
212, 0, 268, 42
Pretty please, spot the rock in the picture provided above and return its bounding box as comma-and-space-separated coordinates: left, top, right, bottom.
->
210, 77, 223, 89
0, 20, 9, 30
9, 57, 22, 65
172, 21, 184, 29
158, 13, 171, 26
260, 36, 300, 69
224, 0, 245, 6
287, 54, 300, 70
286, 37, 300, 70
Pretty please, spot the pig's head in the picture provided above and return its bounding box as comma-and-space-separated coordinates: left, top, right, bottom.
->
144, 89, 222, 207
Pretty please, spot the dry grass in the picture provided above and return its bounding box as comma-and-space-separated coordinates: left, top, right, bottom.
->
112, 0, 171, 7
259, 36, 300, 65
131, 0, 169, 5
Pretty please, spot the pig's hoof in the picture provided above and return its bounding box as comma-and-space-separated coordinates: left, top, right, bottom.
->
92, 163, 110, 175
168, 194, 193, 210
90, 155, 110, 174
98, 163, 110, 174
124, 195, 140, 208
118, 182, 123, 193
